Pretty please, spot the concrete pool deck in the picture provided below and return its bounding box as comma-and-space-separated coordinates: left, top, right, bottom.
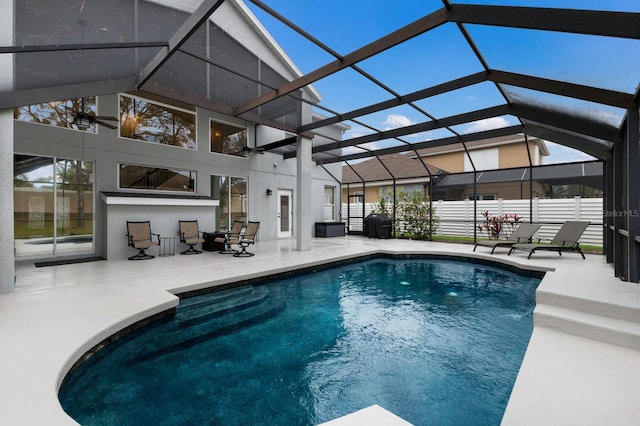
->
2, 237, 639, 425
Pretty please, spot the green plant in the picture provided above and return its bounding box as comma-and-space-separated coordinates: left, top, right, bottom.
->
374, 189, 438, 240
396, 191, 438, 240
477, 211, 521, 240
373, 189, 393, 217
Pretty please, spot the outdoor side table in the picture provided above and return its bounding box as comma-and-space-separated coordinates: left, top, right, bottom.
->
159, 236, 175, 257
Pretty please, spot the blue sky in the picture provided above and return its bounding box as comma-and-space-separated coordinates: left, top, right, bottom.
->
246, 0, 640, 164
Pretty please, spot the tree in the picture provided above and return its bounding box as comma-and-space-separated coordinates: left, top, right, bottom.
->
397, 191, 437, 240
375, 189, 438, 240
16, 97, 97, 131
119, 96, 196, 148
57, 160, 93, 230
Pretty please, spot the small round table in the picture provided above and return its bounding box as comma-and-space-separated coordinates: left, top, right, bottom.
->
159, 236, 175, 257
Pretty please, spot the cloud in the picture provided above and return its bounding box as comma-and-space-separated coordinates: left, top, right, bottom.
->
464, 116, 510, 134
343, 126, 370, 139
342, 146, 364, 156
544, 142, 596, 164
383, 114, 414, 130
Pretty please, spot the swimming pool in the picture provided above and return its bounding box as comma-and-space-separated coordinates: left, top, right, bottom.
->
59, 256, 541, 425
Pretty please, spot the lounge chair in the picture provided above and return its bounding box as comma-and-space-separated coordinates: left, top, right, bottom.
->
233, 221, 260, 257
214, 220, 244, 254
178, 220, 205, 255
126, 221, 159, 260
508, 221, 590, 259
473, 223, 541, 254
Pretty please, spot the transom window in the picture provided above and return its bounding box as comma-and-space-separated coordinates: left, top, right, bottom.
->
119, 164, 196, 192
210, 120, 247, 156
119, 94, 196, 149
15, 97, 98, 133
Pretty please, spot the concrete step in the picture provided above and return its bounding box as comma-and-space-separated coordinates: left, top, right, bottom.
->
129, 285, 285, 361
177, 285, 254, 310
536, 288, 640, 324
175, 285, 270, 323
534, 303, 640, 351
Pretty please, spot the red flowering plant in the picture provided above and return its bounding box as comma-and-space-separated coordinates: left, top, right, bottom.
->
477, 211, 522, 240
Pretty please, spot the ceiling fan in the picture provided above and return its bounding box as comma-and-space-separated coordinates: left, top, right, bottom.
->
67, 100, 118, 130
242, 146, 265, 154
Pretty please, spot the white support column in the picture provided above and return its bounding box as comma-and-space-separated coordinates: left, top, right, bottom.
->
0, 2, 15, 293
296, 134, 312, 251
0, 111, 15, 293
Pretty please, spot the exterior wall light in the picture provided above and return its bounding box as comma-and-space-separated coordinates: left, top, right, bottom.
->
266, 189, 273, 196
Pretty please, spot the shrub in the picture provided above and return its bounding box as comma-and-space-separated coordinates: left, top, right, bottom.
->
375, 190, 438, 240
477, 210, 521, 240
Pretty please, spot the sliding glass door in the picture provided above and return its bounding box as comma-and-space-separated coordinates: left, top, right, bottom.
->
14, 155, 94, 258
212, 175, 248, 231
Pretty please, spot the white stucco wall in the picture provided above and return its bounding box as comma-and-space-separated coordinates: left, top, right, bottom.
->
9, 0, 341, 263
14, 92, 342, 261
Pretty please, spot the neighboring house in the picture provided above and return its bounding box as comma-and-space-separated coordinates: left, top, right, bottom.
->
342, 153, 443, 204
10, 0, 343, 261
342, 134, 550, 203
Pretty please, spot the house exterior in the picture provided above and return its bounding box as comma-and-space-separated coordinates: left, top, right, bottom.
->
8, 0, 342, 262
342, 135, 550, 204
342, 153, 443, 204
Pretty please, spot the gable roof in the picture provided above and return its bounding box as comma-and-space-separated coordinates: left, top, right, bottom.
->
342, 153, 444, 184
3, 1, 638, 163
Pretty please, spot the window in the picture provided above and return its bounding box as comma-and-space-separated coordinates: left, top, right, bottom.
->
119, 164, 196, 192
119, 94, 196, 149
324, 186, 335, 221
210, 120, 247, 156
213, 176, 248, 231
351, 191, 364, 203
15, 97, 98, 133
379, 184, 425, 201
467, 194, 496, 200
464, 148, 499, 172
14, 155, 94, 257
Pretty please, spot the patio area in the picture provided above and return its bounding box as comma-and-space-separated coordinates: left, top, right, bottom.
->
2, 236, 639, 425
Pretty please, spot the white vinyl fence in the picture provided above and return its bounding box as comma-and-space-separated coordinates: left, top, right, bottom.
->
342, 197, 604, 246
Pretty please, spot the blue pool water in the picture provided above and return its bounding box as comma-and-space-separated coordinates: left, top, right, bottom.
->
59, 257, 541, 425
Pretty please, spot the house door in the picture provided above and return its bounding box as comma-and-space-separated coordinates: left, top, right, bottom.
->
277, 190, 292, 238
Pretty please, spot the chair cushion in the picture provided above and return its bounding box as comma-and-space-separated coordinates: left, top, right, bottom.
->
134, 241, 158, 248
185, 237, 204, 244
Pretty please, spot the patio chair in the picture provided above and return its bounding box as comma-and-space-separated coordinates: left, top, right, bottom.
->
508, 221, 590, 259
473, 223, 541, 254
126, 221, 160, 260
214, 220, 244, 254
233, 221, 260, 257
178, 220, 205, 255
